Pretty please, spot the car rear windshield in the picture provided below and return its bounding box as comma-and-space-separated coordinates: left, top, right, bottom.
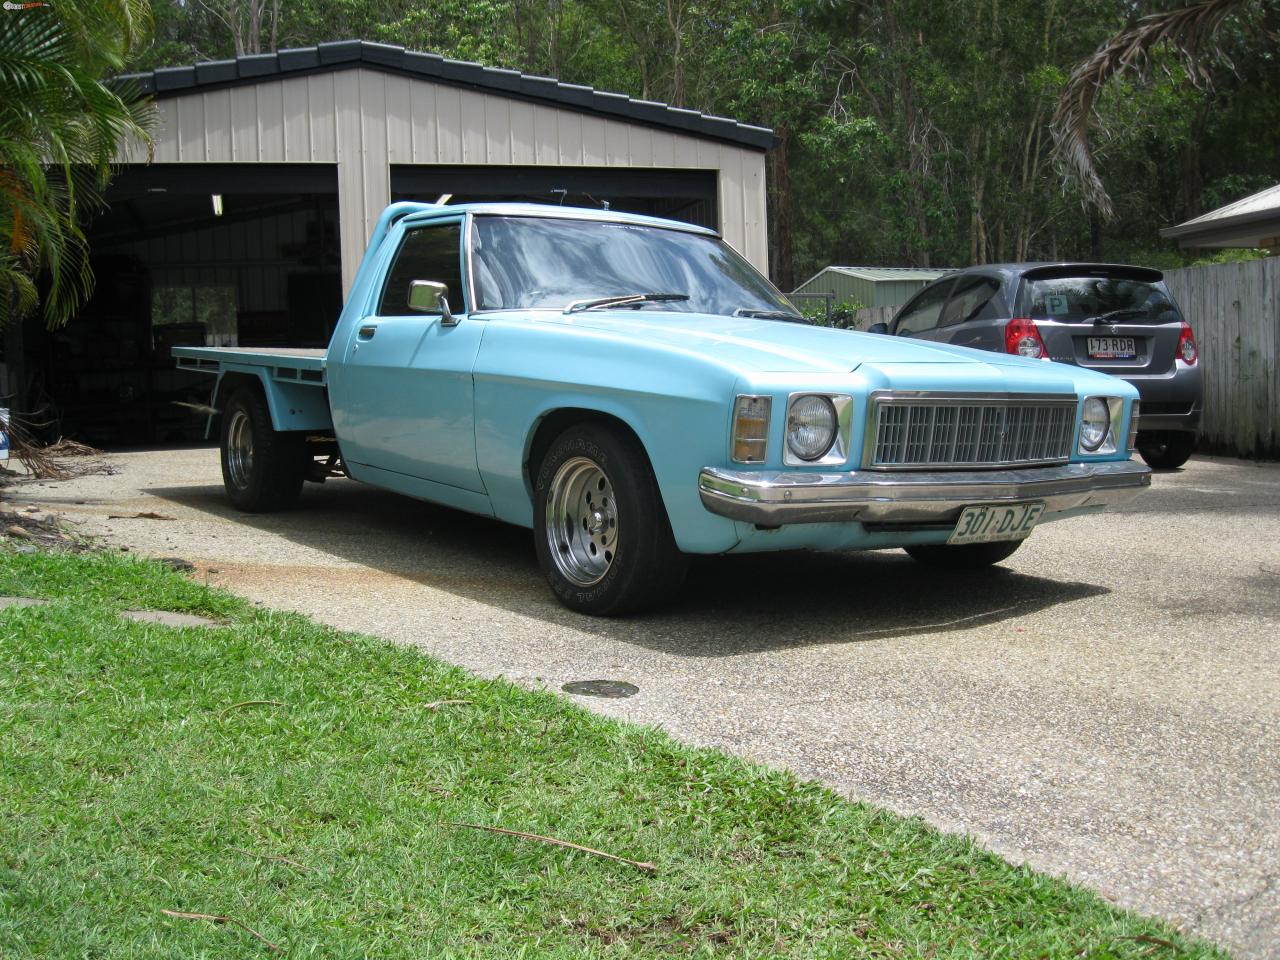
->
1018, 273, 1183, 324
471, 215, 799, 317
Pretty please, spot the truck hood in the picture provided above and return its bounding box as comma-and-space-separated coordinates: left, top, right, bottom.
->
550, 310, 1040, 373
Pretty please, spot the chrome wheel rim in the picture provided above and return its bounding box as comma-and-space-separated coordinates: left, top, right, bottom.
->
546, 456, 618, 587
226, 409, 255, 489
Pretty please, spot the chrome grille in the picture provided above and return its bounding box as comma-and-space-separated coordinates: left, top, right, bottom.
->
868, 395, 1075, 469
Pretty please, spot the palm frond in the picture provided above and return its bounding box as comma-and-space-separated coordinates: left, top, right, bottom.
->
1051, 0, 1251, 217
0, 0, 154, 329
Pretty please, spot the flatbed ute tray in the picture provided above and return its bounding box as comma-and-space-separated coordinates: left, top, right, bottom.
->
173, 346, 327, 386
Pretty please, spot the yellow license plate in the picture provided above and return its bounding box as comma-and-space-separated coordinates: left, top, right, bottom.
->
948, 501, 1045, 545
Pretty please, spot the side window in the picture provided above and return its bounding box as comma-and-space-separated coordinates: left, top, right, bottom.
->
940, 275, 1001, 327
894, 279, 955, 335
377, 223, 464, 316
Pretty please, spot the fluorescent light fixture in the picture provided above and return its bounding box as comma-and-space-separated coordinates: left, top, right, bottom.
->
435, 193, 453, 205
211, 194, 223, 216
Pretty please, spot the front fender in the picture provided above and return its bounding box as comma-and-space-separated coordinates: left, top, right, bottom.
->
472, 319, 744, 553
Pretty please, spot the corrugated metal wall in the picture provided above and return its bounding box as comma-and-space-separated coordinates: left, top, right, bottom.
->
126, 67, 769, 291
1163, 257, 1279, 457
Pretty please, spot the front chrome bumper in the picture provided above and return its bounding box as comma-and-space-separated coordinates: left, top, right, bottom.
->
698, 460, 1151, 526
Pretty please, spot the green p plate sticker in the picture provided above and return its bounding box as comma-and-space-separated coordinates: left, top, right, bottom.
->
1044, 293, 1069, 315
948, 501, 1045, 545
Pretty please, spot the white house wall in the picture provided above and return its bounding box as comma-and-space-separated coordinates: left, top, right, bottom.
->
125, 67, 769, 292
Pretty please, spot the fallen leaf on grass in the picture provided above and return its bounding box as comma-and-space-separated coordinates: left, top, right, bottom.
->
446, 821, 657, 873
160, 909, 282, 952
1115, 934, 1181, 954
107, 512, 177, 521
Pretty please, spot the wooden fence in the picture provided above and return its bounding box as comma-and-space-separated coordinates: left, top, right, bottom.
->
1163, 257, 1279, 458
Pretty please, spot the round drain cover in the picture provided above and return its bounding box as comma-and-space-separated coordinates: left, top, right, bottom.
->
561, 680, 639, 699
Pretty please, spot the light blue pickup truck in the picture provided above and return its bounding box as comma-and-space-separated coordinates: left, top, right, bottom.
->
174, 202, 1150, 615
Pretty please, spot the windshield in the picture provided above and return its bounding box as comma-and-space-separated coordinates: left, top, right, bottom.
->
471, 215, 799, 317
1019, 274, 1183, 323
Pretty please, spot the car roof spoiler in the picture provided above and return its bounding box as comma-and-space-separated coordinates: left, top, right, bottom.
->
1021, 263, 1164, 283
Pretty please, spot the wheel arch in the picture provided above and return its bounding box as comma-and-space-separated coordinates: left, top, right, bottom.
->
523, 407, 649, 500
212, 369, 331, 433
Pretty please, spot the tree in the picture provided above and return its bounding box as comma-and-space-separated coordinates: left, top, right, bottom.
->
0, 0, 154, 329
1051, 0, 1265, 217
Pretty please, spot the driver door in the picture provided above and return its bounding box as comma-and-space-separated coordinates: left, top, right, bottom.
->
332, 218, 487, 493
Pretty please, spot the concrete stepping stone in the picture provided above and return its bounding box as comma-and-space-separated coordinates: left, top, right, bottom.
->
0, 596, 47, 611
120, 609, 219, 628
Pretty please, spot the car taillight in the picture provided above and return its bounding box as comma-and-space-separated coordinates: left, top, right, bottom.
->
1004, 318, 1047, 359
1178, 321, 1198, 365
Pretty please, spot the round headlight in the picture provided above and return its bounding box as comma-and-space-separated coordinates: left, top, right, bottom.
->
787, 395, 837, 461
1080, 397, 1110, 451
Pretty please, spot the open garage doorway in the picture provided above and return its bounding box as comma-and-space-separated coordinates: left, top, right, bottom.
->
33, 164, 340, 445
390, 166, 718, 230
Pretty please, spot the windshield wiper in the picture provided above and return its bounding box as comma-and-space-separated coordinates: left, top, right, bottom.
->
1090, 308, 1147, 324
733, 307, 809, 323
564, 292, 689, 314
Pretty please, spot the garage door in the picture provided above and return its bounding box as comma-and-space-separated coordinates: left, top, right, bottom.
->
390, 165, 718, 230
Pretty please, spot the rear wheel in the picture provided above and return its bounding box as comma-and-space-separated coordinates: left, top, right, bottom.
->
220, 387, 307, 512
905, 539, 1024, 568
1137, 431, 1195, 470
533, 423, 687, 616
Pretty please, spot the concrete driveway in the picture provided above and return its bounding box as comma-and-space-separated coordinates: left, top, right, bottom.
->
12, 448, 1279, 957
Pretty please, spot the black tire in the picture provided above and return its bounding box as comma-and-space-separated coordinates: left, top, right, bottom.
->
219, 387, 307, 512
905, 538, 1024, 569
1137, 431, 1195, 470
533, 423, 688, 616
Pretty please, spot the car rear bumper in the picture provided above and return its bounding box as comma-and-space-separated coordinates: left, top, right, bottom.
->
698, 460, 1151, 526
1137, 402, 1201, 433
1126, 361, 1202, 433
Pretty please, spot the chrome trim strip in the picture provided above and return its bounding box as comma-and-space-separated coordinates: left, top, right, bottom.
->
464, 211, 477, 314
698, 460, 1151, 526
868, 390, 1074, 404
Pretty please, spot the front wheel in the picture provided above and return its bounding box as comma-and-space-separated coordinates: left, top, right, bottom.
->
220, 387, 307, 512
1137, 431, 1195, 470
905, 538, 1024, 568
533, 424, 687, 616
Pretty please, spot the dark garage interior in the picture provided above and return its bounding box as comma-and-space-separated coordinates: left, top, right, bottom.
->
391, 165, 718, 230
24, 164, 342, 445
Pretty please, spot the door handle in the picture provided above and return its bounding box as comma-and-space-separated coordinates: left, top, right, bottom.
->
358, 325, 378, 340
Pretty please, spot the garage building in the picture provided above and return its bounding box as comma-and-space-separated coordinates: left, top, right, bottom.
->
3, 40, 773, 444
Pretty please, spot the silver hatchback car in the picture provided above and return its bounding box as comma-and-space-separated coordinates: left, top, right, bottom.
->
878, 263, 1202, 469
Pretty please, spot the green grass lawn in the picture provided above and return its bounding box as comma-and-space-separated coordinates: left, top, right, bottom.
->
0, 547, 1225, 958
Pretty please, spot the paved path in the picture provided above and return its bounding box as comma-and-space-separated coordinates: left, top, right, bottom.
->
14, 448, 1280, 957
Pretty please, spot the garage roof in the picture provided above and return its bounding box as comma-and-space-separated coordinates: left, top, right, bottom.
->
809, 266, 954, 283
1160, 182, 1280, 248
119, 39, 776, 151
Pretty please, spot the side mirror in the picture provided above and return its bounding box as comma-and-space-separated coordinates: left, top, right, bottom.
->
867, 322, 889, 335
408, 280, 458, 326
